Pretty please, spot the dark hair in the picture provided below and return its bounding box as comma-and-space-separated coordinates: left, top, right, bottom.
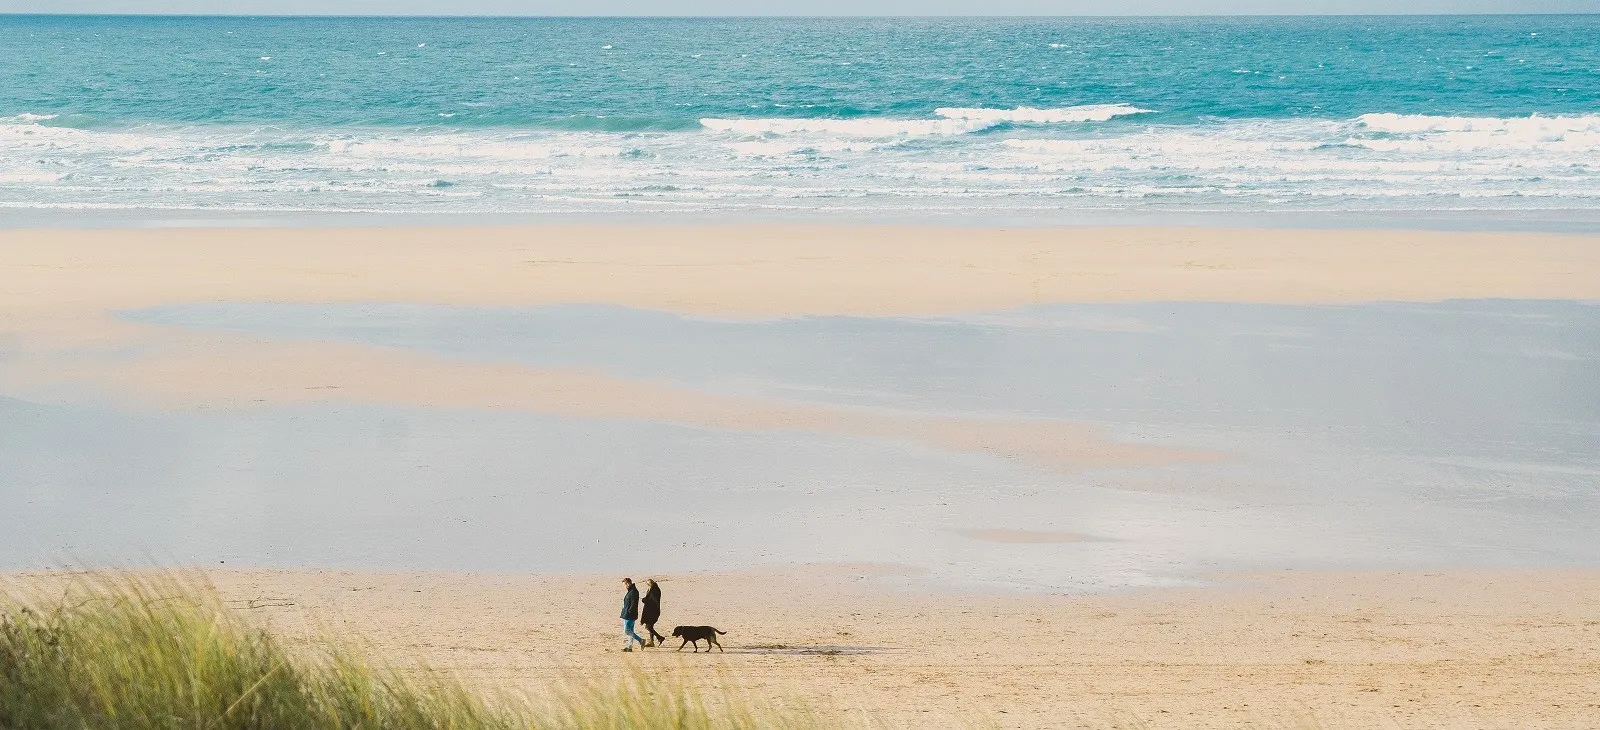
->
622, 577, 633, 584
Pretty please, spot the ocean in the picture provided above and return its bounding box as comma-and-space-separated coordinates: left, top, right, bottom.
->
2, 14, 1598, 223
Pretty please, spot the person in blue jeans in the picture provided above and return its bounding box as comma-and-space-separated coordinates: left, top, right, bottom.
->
620, 577, 645, 652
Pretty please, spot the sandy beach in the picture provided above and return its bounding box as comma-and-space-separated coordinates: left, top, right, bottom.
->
7, 10, 1600, 727
5, 225, 1600, 325
10, 566, 1598, 728
4, 224, 1599, 727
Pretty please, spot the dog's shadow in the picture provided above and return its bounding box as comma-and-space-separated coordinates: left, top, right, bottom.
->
725, 643, 892, 656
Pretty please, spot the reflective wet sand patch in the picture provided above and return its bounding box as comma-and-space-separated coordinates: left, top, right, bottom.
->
3, 299, 1596, 591
955, 529, 1111, 543
0, 334, 1213, 472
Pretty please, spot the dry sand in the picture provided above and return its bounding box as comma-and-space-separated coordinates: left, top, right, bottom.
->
4, 225, 1599, 328
13, 567, 1594, 729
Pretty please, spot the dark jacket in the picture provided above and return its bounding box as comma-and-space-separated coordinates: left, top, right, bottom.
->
620, 585, 640, 620
641, 584, 662, 624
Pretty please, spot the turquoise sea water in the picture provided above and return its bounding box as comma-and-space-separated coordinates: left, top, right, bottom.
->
2, 15, 1598, 219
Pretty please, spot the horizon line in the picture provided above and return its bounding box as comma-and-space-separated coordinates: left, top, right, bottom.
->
2, 11, 1595, 18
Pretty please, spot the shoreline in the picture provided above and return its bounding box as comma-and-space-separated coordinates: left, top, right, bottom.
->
8, 207, 1600, 235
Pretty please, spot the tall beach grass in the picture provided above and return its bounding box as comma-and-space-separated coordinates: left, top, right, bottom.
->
0, 572, 820, 729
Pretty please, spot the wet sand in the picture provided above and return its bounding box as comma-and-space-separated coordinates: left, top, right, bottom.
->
0, 335, 1212, 473
12, 566, 1594, 729
3, 222, 1594, 482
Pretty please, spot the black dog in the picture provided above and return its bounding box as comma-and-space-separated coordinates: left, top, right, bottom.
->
671, 625, 726, 652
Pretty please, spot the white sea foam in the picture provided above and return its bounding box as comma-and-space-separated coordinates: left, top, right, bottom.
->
701, 104, 1151, 137
933, 104, 1153, 124
726, 139, 896, 156
700, 116, 995, 137
3, 110, 1600, 216
1358, 112, 1600, 135
327, 137, 628, 159
1353, 113, 1600, 152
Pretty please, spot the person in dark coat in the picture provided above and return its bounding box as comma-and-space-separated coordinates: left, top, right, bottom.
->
640, 578, 666, 647
619, 577, 644, 652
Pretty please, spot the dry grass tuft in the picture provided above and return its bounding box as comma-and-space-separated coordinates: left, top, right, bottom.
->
0, 572, 823, 729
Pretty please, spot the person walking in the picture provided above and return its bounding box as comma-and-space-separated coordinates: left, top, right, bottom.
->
620, 577, 645, 652
641, 578, 666, 647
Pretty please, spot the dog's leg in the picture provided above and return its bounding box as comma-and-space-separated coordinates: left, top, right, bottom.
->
712, 635, 723, 652
677, 638, 687, 651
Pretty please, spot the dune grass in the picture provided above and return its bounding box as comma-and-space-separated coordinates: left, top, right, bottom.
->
0, 572, 820, 729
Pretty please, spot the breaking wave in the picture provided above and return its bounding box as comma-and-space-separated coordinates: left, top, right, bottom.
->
2, 110, 1599, 216
933, 104, 1153, 124
700, 104, 1152, 137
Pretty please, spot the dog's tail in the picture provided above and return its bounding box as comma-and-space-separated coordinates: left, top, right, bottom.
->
714, 628, 726, 634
